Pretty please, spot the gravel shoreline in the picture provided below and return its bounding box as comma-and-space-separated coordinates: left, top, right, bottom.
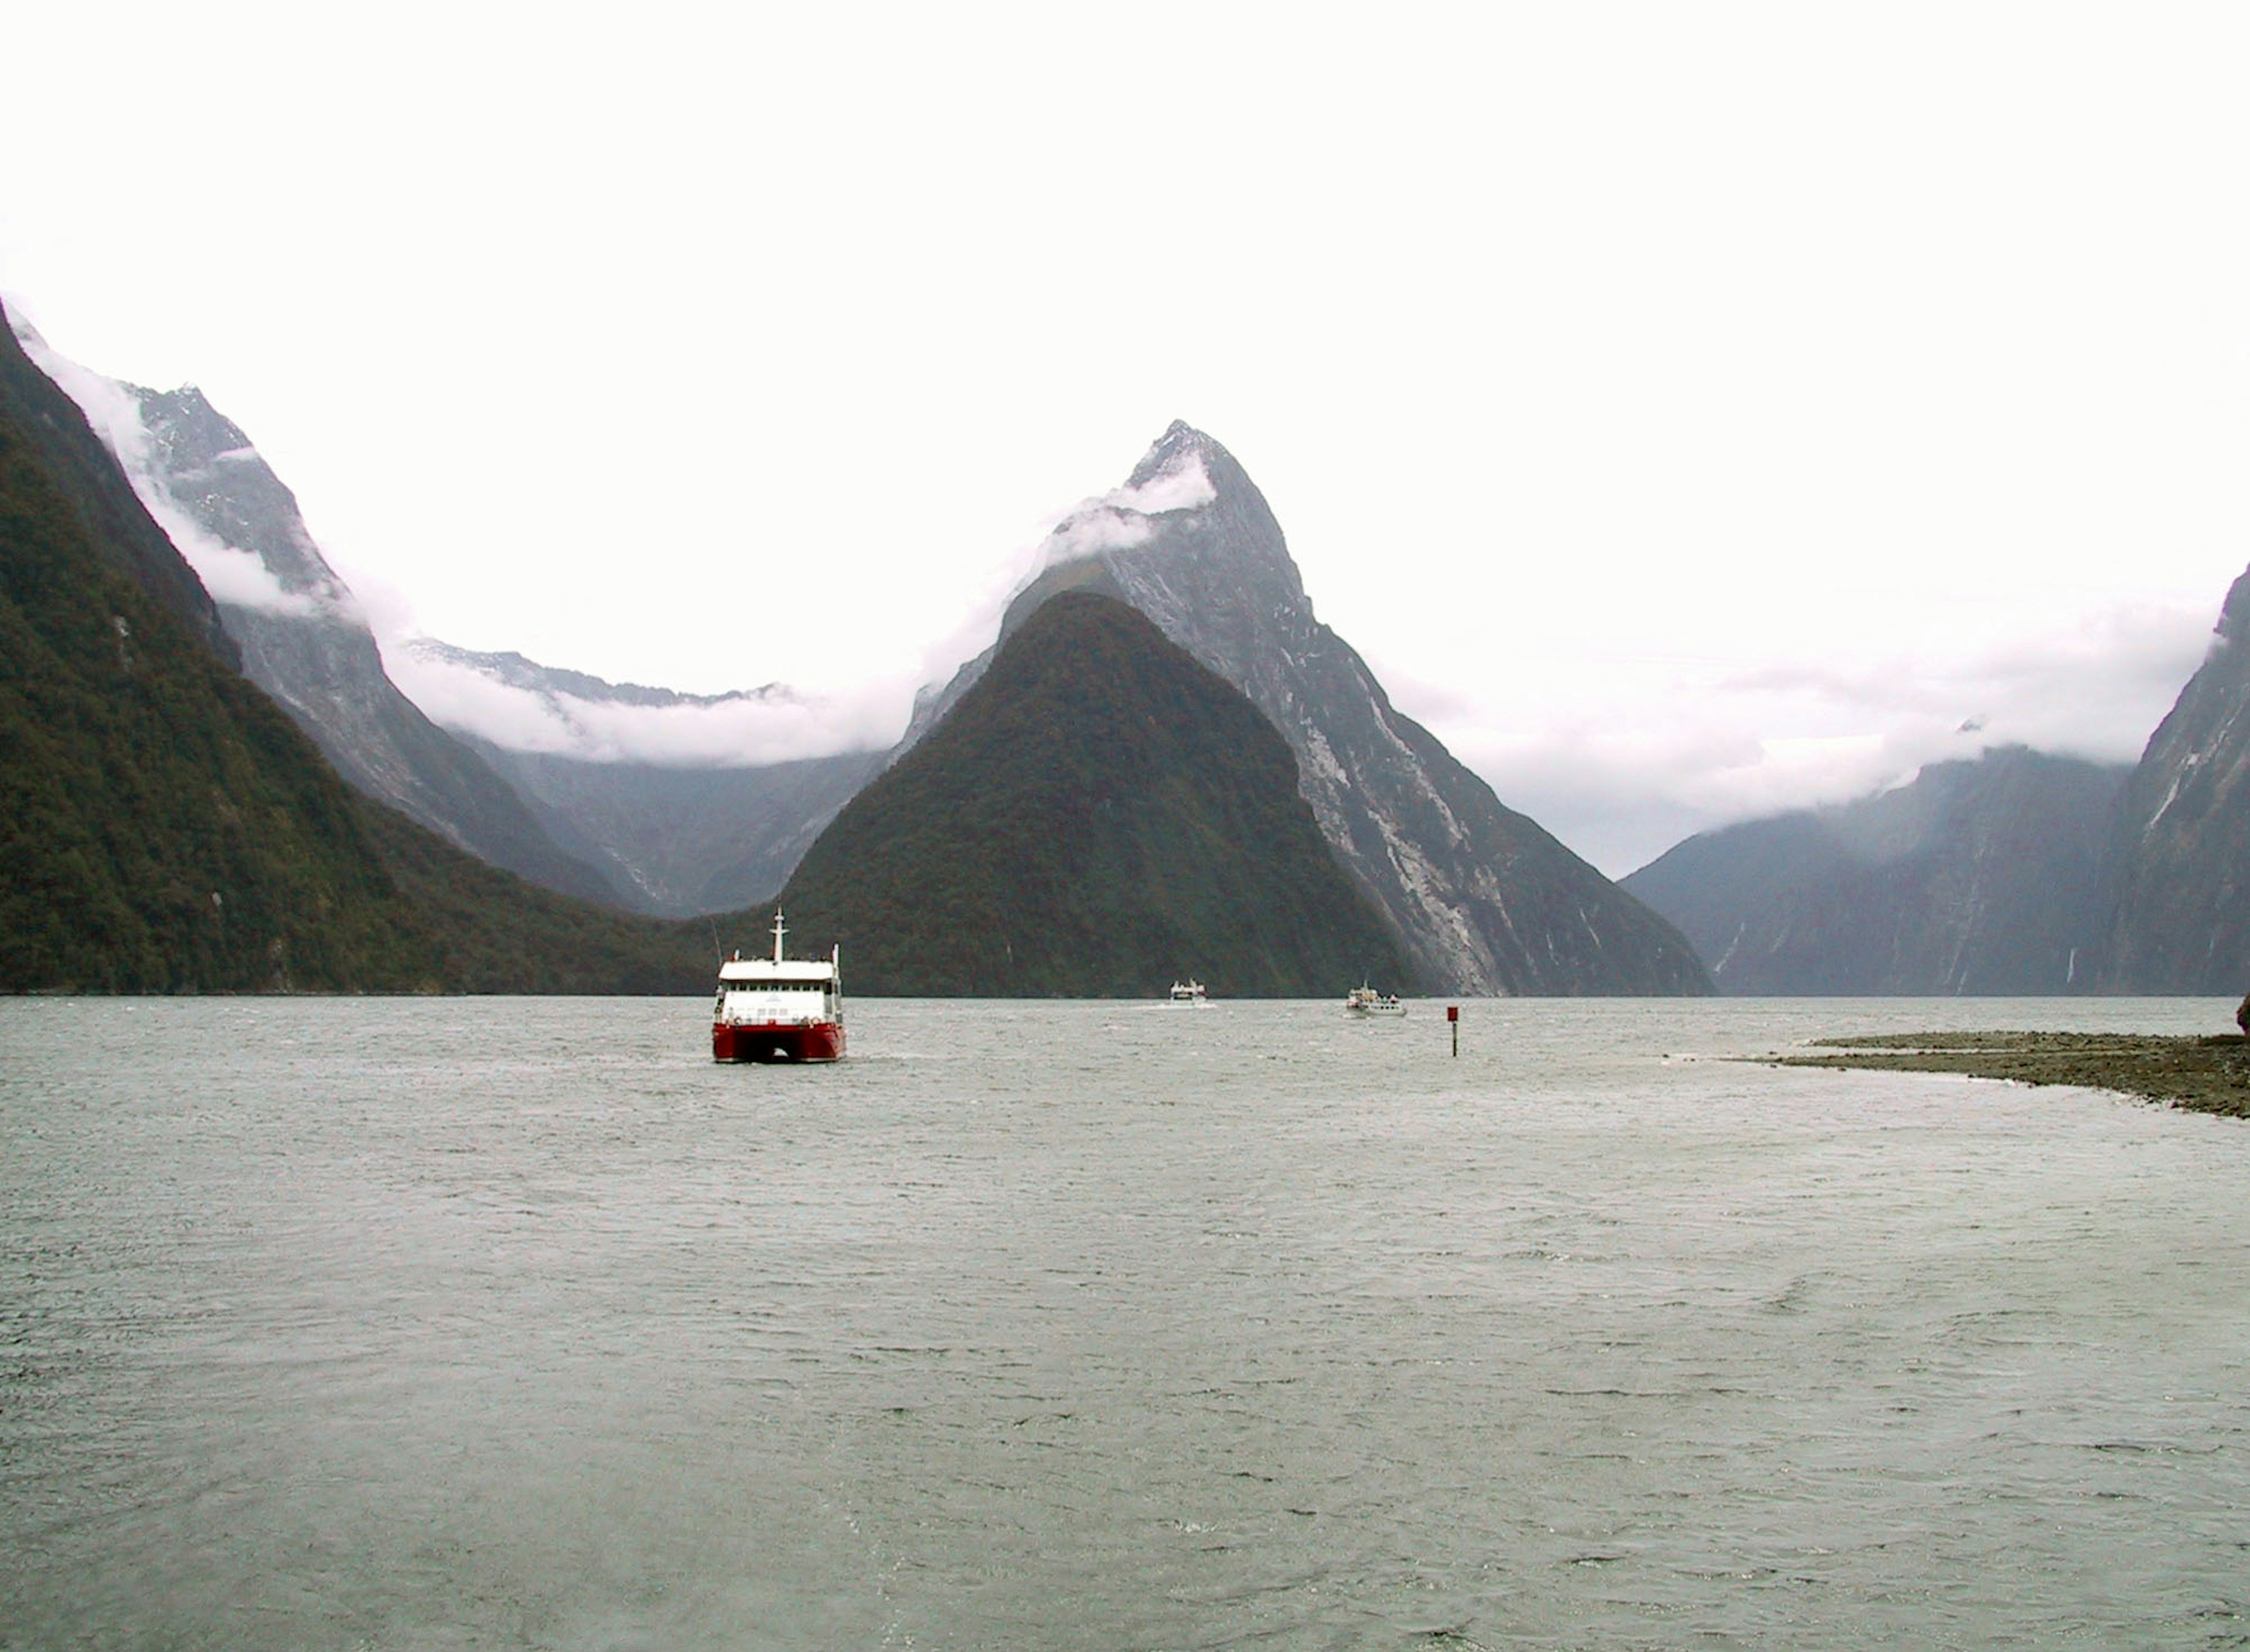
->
1768, 1030, 2250, 1118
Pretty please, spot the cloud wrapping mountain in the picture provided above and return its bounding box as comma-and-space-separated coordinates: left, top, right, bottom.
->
388, 640, 896, 767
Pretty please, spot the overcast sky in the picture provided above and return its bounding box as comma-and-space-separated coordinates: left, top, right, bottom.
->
5, 3, 2247, 873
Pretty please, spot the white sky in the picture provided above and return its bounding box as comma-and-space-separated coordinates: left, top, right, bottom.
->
5, 3, 2247, 874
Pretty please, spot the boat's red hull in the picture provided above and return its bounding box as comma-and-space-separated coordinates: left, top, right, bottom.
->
712, 1020, 845, 1063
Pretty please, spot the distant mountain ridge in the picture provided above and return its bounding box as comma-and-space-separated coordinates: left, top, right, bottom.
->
782, 591, 1407, 995
1622, 557, 2250, 998
908, 421, 1711, 996
1622, 747, 2129, 995
400, 638, 802, 712
461, 735, 879, 916
391, 640, 878, 914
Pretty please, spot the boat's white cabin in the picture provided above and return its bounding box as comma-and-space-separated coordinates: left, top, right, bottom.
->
713, 911, 841, 1023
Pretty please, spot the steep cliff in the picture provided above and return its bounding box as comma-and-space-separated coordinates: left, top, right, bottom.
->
2102, 565, 2250, 991
907, 422, 1710, 996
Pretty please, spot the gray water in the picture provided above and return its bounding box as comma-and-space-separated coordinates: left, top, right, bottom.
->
2, 996, 2246, 1650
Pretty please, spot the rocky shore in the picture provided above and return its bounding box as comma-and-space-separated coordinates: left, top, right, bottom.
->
1771, 1030, 2250, 1118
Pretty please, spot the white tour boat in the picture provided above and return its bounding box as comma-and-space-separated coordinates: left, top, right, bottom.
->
1344, 983, 1406, 1015
712, 912, 844, 1063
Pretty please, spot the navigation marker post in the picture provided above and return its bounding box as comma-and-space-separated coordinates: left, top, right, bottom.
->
1448, 1004, 1458, 1057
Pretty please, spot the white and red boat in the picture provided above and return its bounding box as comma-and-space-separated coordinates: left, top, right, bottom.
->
712, 912, 845, 1063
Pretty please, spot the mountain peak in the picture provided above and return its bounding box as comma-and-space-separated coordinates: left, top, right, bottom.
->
2214, 562, 2250, 647
1129, 419, 1229, 495
899, 419, 1710, 995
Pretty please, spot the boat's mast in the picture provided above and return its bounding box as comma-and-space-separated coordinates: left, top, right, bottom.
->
772, 909, 787, 963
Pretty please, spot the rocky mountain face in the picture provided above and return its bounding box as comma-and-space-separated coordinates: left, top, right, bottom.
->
2101, 565, 2250, 991
2, 318, 237, 665
131, 390, 632, 906
908, 422, 1711, 996
0, 298, 722, 994
782, 592, 1407, 996
1621, 748, 2129, 995
9, 319, 621, 907
27, 317, 874, 919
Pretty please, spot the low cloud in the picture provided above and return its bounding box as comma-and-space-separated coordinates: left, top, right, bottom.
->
1392, 597, 2217, 878
383, 641, 901, 766
15, 319, 323, 619
1042, 450, 1215, 565
141, 491, 323, 617
895, 448, 1224, 715
1112, 453, 1216, 516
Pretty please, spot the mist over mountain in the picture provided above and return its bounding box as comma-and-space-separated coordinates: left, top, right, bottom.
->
36, 286, 2243, 996
2, 317, 238, 665
908, 422, 1711, 996
1622, 747, 2128, 995
2101, 565, 2250, 991
12, 321, 617, 904
388, 642, 880, 914
460, 734, 879, 916
387, 639, 893, 764
0, 297, 724, 992
21, 319, 885, 919
782, 592, 1407, 996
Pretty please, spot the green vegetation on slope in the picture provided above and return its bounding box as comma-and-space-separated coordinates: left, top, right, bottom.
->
0, 324, 739, 995
0, 411, 431, 989
779, 591, 1407, 996
354, 804, 743, 994
1, 313, 238, 663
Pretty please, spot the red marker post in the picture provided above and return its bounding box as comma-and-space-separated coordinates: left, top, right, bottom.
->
1447, 1004, 1459, 1057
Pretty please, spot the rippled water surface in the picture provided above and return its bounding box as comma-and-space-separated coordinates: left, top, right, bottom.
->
4, 996, 2247, 1649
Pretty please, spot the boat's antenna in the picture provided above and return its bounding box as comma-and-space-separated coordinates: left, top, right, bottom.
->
772, 908, 788, 964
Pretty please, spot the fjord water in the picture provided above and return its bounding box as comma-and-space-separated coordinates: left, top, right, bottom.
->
4, 998, 2245, 1649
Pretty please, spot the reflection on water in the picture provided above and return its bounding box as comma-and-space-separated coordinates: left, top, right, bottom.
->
2, 996, 2245, 1648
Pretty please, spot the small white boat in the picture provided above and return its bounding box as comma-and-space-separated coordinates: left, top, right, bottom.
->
1168, 979, 1207, 1005
1344, 982, 1405, 1016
